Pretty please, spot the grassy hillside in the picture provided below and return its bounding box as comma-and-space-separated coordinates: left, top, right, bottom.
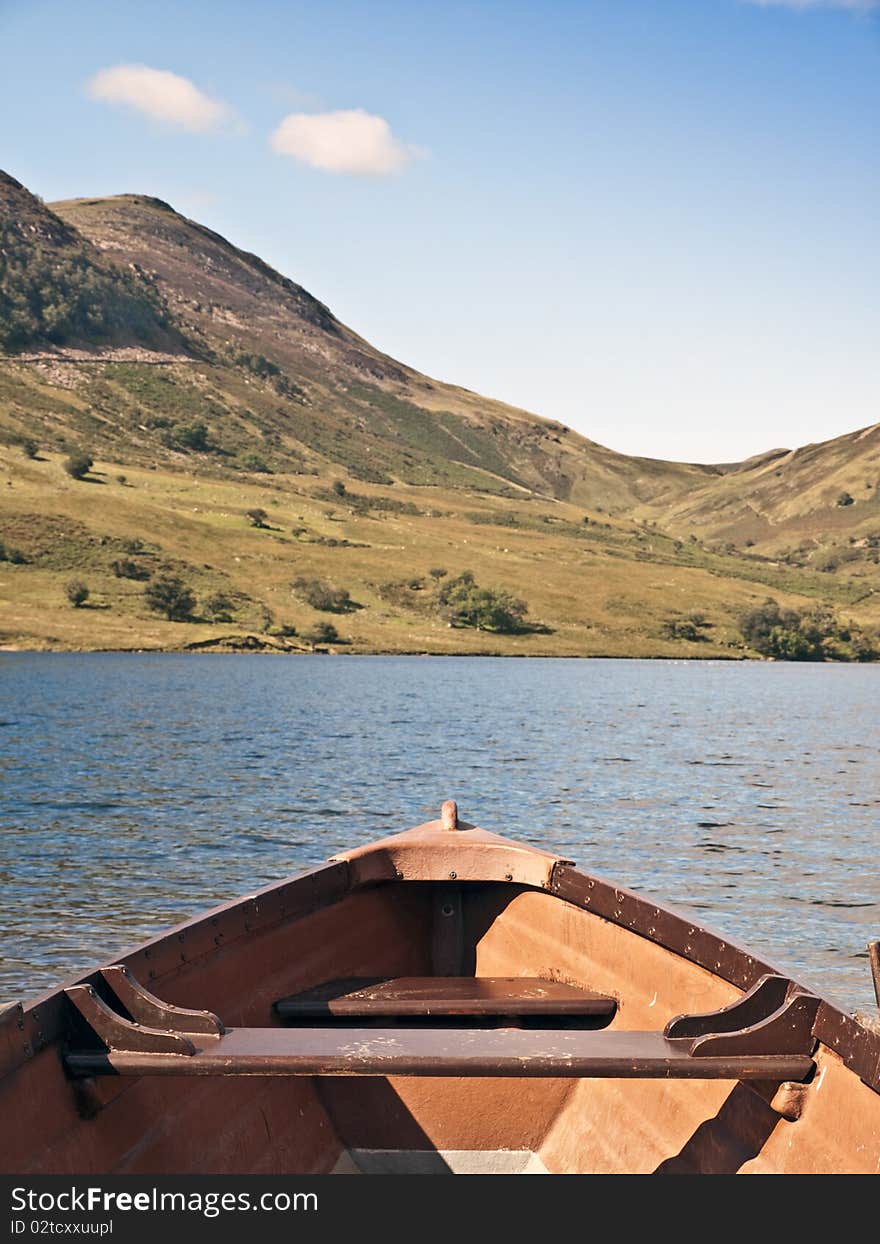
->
46, 188, 714, 508
638, 423, 880, 587
2, 446, 878, 656
1, 169, 879, 657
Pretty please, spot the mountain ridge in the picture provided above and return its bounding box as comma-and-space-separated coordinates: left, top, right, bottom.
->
1, 169, 878, 655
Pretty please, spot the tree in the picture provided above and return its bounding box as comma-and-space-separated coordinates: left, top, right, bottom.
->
245, 508, 268, 528
661, 612, 711, 642
436, 571, 529, 633
203, 591, 234, 622
292, 577, 358, 613
64, 451, 93, 480
166, 421, 209, 452
19, 437, 38, 459
331, 479, 347, 497
305, 621, 339, 645
0, 541, 26, 564
110, 557, 148, 580
428, 567, 447, 580
739, 597, 830, 661
65, 579, 89, 608
144, 574, 196, 621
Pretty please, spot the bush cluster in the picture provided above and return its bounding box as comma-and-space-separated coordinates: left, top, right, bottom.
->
144, 574, 196, 621
661, 612, 711, 642
163, 421, 210, 452
63, 451, 93, 480
110, 557, 149, 580
0, 540, 26, 564
292, 577, 358, 613
436, 571, 529, 633
738, 597, 877, 661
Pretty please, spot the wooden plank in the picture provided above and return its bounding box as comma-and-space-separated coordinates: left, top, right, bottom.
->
274, 976, 618, 1019
65, 1025, 814, 1081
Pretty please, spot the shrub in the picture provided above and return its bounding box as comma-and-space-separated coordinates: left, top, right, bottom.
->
738, 597, 838, 661
331, 479, 347, 497
144, 574, 196, 621
110, 557, 148, 580
238, 453, 271, 473
292, 577, 358, 613
304, 621, 339, 645
428, 567, 447, 580
661, 612, 711, 642
436, 571, 529, 633
65, 579, 89, 608
203, 591, 234, 622
0, 540, 26, 564
376, 579, 427, 610
236, 351, 280, 379
836, 492, 854, 507
851, 631, 880, 662
63, 451, 93, 480
245, 508, 268, 528
166, 421, 209, 452
19, 437, 38, 459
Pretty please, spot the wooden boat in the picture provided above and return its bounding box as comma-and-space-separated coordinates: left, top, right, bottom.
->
3, 801, 879, 1175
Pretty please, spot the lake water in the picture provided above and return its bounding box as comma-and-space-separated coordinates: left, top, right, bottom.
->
1, 653, 878, 1016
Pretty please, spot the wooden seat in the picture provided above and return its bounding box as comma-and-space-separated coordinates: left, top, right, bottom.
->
273, 977, 617, 1020
65, 1022, 815, 1081
61, 967, 820, 1085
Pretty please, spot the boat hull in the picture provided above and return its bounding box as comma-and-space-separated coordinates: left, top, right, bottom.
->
3, 815, 879, 1175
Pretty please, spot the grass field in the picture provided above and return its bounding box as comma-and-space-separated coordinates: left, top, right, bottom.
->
3, 446, 877, 656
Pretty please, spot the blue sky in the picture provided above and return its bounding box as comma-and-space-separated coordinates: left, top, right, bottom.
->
1, 0, 877, 463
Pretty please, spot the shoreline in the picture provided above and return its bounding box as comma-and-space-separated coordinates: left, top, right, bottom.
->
0, 642, 798, 662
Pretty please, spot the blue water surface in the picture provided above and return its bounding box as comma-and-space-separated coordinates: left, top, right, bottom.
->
1, 653, 878, 1013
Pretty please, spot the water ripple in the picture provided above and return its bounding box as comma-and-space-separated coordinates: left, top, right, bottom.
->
0, 653, 878, 1014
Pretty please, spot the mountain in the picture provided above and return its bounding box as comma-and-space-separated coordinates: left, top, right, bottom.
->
639, 422, 880, 576
0, 172, 183, 354
43, 186, 713, 507
1, 169, 878, 655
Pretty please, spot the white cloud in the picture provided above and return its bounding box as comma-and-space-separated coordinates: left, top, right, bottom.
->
270, 109, 420, 176
87, 64, 238, 133
743, 0, 879, 11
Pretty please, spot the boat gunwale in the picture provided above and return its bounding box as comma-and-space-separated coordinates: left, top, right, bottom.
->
3, 823, 879, 1097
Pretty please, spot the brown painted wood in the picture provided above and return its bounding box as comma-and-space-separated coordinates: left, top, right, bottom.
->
665, 974, 792, 1038
274, 976, 618, 1019
550, 865, 780, 993
98, 966, 224, 1035
691, 992, 820, 1058
64, 986, 197, 1056
868, 941, 880, 1013
64, 1025, 814, 1081
431, 886, 464, 976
